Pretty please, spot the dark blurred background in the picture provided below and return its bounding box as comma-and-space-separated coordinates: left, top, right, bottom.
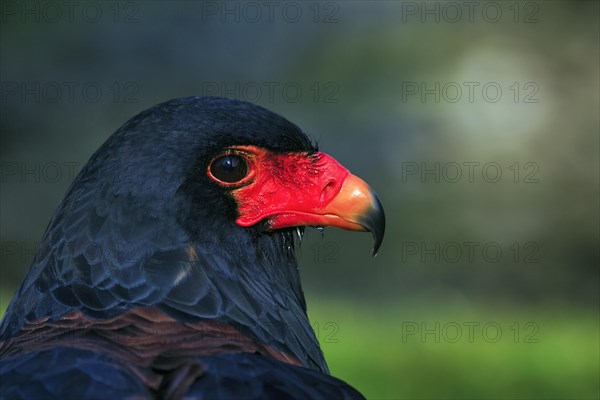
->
1, 1, 598, 399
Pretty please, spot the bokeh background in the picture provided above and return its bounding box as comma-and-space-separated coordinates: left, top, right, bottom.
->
1, 1, 598, 398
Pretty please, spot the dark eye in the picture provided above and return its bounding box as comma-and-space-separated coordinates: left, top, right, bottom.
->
209, 154, 249, 183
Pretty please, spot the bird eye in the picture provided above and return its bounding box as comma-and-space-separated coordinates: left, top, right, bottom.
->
209, 154, 249, 184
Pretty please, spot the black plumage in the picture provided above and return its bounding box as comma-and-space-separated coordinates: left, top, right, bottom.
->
0, 97, 378, 399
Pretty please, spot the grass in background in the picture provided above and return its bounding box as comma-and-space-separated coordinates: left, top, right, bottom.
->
309, 301, 599, 400
0, 289, 12, 320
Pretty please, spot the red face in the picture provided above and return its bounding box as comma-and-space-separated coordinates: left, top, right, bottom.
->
207, 145, 385, 255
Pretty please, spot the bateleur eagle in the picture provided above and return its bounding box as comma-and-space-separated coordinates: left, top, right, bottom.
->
0, 97, 385, 399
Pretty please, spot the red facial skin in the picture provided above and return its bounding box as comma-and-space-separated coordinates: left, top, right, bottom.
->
207, 145, 379, 234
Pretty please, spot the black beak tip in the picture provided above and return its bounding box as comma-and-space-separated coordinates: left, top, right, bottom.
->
359, 192, 386, 257
371, 202, 385, 257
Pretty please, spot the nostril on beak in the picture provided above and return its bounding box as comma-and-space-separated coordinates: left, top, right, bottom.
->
320, 180, 338, 204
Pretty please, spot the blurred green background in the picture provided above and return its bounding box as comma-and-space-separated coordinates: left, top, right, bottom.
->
0, 1, 598, 399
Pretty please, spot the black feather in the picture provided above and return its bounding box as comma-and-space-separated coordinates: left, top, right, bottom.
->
0, 97, 361, 398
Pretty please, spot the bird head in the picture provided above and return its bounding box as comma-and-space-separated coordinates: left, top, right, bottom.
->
180, 111, 385, 256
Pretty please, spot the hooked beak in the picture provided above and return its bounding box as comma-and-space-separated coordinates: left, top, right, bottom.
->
266, 173, 385, 256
